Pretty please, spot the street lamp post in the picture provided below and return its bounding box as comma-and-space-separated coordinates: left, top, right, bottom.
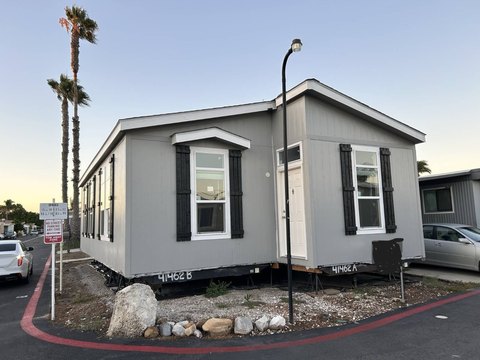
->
282, 38, 302, 324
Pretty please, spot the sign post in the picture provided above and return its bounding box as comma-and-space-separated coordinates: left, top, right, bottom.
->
40, 203, 67, 321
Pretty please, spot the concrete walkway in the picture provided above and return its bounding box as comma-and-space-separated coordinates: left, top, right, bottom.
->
406, 264, 480, 283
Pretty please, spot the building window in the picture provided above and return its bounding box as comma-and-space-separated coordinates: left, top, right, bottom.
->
423, 188, 453, 213
277, 143, 302, 166
352, 146, 385, 233
191, 147, 230, 240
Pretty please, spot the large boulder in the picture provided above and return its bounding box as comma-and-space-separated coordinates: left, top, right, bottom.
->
107, 283, 157, 337
202, 318, 233, 336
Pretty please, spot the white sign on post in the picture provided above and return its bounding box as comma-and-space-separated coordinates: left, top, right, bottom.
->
39, 202, 68, 322
40, 203, 68, 220
44, 219, 63, 244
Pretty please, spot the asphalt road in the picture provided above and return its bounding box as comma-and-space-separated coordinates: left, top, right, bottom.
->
2, 237, 480, 359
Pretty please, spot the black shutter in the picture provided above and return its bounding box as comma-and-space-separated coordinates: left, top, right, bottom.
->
97, 169, 102, 240
176, 145, 191, 241
229, 150, 244, 238
109, 154, 115, 242
340, 144, 357, 235
86, 182, 90, 237
91, 175, 96, 238
380, 148, 396, 233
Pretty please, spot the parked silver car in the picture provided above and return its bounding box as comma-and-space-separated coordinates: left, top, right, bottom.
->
0, 240, 34, 283
423, 223, 480, 271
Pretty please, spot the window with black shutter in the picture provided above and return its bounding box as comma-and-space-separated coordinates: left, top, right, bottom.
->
176, 145, 244, 241
340, 144, 396, 235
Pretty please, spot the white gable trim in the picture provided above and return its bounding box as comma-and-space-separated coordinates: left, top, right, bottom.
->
172, 128, 251, 149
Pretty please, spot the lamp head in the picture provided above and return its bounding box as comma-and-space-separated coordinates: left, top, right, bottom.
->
291, 38, 303, 52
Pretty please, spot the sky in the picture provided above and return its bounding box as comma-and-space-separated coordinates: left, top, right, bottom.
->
1, 0, 479, 213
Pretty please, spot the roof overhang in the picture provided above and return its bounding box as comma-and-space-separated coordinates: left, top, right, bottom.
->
419, 168, 480, 182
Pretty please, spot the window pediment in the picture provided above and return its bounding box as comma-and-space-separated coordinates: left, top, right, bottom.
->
171, 128, 251, 149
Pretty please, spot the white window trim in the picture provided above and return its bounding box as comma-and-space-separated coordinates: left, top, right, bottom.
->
190, 147, 231, 241
351, 145, 385, 234
276, 141, 303, 168
422, 187, 455, 214
97, 164, 112, 241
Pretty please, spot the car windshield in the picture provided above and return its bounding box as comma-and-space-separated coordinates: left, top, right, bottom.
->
0, 244, 17, 251
458, 227, 480, 242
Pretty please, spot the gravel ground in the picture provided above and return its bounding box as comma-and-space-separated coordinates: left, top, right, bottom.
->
54, 254, 476, 336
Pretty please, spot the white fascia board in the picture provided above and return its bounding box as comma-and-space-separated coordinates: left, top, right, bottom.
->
120, 101, 273, 131
275, 79, 426, 144
172, 128, 251, 149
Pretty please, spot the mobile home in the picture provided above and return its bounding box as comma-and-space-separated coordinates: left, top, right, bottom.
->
80, 79, 426, 285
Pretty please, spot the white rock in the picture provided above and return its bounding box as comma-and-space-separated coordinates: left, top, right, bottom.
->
269, 315, 286, 330
172, 323, 186, 336
193, 329, 203, 338
107, 283, 157, 338
255, 315, 270, 332
234, 316, 253, 335
176, 320, 190, 327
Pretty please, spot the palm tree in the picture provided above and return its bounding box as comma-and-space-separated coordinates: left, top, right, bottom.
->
3, 199, 15, 220
417, 160, 432, 176
60, 6, 98, 242
47, 75, 90, 233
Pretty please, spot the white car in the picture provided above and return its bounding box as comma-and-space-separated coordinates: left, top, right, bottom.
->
31, 230, 39, 236
0, 240, 34, 283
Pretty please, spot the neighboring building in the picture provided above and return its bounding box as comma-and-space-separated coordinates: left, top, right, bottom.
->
79, 79, 426, 285
0, 220, 15, 237
419, 168, 480, 227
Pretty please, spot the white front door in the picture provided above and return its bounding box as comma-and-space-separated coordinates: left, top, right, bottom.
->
277, 166, 307, 259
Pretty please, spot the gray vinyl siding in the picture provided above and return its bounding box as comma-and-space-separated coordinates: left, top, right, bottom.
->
473, 182, 480, 227
125, 112, 276, 277
421, 179, 477, 226
304, 96, 424, 265
80, 137, 127, 275
271, 95, 424, 267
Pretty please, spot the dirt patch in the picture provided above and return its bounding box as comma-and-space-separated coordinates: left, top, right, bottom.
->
53, 252, 477, 337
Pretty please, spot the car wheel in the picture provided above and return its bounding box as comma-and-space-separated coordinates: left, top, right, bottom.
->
22, 272, 30, 284
22, 265, 32, 284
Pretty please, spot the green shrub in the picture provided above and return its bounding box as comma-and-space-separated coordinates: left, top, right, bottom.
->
205, 280, 231, 298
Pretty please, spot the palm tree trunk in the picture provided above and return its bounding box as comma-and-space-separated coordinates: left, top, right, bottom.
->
61, 97, 70, 236
71, 32, 81, 243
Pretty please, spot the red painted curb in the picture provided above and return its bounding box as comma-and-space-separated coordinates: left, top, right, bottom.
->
21, 255, 480, 354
